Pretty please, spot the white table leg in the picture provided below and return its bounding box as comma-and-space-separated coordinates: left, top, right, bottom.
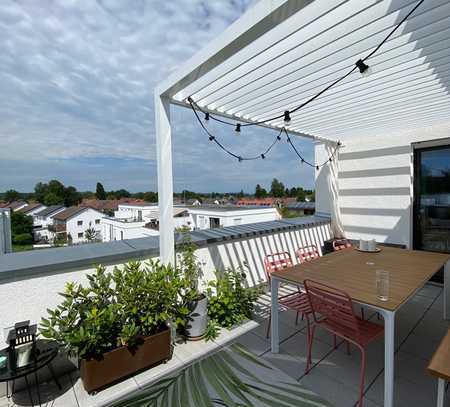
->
444, 259, 450, 320
437, 378, 445, 407
381, 309, 395, 407
270, 277, 280, 353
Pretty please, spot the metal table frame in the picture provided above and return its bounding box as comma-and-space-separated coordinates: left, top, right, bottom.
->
270, 259, 450, 407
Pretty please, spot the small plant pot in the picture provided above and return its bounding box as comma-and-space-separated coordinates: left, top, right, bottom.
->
79, 326, 171, 393
185, 295, 208, 340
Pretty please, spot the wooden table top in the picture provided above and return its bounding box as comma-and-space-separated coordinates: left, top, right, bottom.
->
427, 329, 450, 382
271, 246, 449, 311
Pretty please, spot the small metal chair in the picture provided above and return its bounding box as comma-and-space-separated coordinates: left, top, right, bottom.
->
295, 245, 320, 263
332, 238, 352, 251
304, 280, 384, 407
263, 252, 313, 361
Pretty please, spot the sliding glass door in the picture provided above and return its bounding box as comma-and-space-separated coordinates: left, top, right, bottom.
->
414, 145, 450, 258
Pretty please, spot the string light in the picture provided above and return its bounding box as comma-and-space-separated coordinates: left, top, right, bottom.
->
355, 59, 371, 77
261, 154, 265, 159
204, 112, 210, 121
209, 135, 215, 141
235, 123, 241, 133
188, 0, 424, 130
283, 110, 291, 123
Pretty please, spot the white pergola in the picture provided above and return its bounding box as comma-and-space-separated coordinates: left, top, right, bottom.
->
154, 2, 450, 403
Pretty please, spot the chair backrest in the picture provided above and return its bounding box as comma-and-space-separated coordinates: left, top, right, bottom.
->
332, 238, 352, 251
296, 245, 320, 263
304, 279, 359, 337
263, 252, 293, 282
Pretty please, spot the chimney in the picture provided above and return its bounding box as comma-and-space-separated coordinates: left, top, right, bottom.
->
0, 208, 12, 255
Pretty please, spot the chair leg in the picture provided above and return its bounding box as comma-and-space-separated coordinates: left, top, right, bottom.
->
305, 323, 316, 374
301, 313, 304, 321
346, 340, 351, 355
361, 308, 365, 320
266, 312, 271, 339
295, 311, 299, 325
333, 334, 337, 350
357, 347, 367, 407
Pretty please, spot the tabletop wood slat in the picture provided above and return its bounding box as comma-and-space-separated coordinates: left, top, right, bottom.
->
271, 246, 449, 311
427, 329, 450, 382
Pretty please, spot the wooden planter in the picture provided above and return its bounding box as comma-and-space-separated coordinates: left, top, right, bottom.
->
80, 326, 171, 393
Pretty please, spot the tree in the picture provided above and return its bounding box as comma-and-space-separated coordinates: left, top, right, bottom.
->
237, 189, 245, 199
34, 180, 81, 206
64, 186, 81, 207
255, 184, 267, 198
143, 191, 158, 202
5, 189, 21, 202
270, 178, 285, 198
84, 226, 100, 242
96, 182, 106, 200
11, 212, 33, 245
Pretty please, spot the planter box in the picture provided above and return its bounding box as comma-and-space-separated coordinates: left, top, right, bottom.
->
80, 326, 171, 393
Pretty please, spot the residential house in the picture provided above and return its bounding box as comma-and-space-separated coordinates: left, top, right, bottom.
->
51, 207, 103, 244
16, 203, 47, 217
33, 205, 66, 242
188, 205, 280, 229
102, 206, 190, 241
0, 201, 28, 212
285, 201, 316, 216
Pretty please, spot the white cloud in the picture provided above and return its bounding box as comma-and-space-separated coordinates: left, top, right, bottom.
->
0, 0, 315, 192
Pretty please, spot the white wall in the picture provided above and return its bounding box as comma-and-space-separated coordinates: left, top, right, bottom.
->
316, 123, 450, 247
66, 209, 103, 244
33, 208, 66, 242
102, 218, 147, 241
190, 207, 280, 230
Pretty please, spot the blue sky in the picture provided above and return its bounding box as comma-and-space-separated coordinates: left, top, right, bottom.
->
0, 0, 314, 193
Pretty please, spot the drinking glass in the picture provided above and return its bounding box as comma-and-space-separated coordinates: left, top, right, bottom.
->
376, 270, 389, 301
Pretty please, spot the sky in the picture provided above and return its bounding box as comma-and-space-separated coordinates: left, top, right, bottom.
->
0, 0, 315, 193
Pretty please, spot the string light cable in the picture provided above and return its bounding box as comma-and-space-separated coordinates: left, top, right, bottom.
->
188, 0, 425, 128
188, 97, 282, 161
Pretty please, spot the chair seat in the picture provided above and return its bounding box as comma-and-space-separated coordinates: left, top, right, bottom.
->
278, 291, 312, 314
320, 317, 384, 347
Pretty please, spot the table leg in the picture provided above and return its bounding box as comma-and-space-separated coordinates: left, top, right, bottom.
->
48, 362, 62, 390
34, 369, 42, 406
24, 375, 34, 407
437, 378, 446, 407
270, 277, 280, 353
380, 309, 395, 407
444, 259, 450, 320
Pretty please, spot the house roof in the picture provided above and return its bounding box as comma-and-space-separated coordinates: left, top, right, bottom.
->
53, 206, 88, 221
17, 203, 44, 214
286, 202, 315, 210
35, 205, 65, 218
158, 0, 450, 142
1, 201, 27, 210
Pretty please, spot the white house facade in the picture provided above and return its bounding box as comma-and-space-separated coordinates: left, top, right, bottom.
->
32, 205, 66, 242
52, 207, 104, 244
188, 206, 281, 230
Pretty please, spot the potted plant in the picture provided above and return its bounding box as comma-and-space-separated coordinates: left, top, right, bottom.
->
40, 260, 182, 393
204, 268, 262, 341
176, 234, 208, 340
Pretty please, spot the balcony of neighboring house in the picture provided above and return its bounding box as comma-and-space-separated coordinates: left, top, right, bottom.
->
47, 223, 66, 233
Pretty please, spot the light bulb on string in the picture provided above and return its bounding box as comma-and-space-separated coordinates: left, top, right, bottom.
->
284, 111, 291, 123
355, 59, 371, 77
235, 123, 241, 133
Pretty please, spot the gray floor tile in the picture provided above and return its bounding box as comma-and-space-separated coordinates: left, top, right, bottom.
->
365, 373, 438, 407
235, 331, 271, 356
417, 284, 442, 300
401, 331, 445, 361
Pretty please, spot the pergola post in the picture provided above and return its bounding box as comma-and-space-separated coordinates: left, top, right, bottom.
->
155, 93, 175, 265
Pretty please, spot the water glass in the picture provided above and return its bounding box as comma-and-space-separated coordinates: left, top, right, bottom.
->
376, 270, 389, 301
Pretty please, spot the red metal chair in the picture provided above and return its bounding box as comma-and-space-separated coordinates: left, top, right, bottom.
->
263, 252, 313, 354
296, 245, 320, 263
332, 238, 352, 251
304, 280, 384, 407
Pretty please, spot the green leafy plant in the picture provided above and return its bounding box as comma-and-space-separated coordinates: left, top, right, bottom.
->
204, 319, 220, 342
40, 260, 185, 360
206, 269, 261, 329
